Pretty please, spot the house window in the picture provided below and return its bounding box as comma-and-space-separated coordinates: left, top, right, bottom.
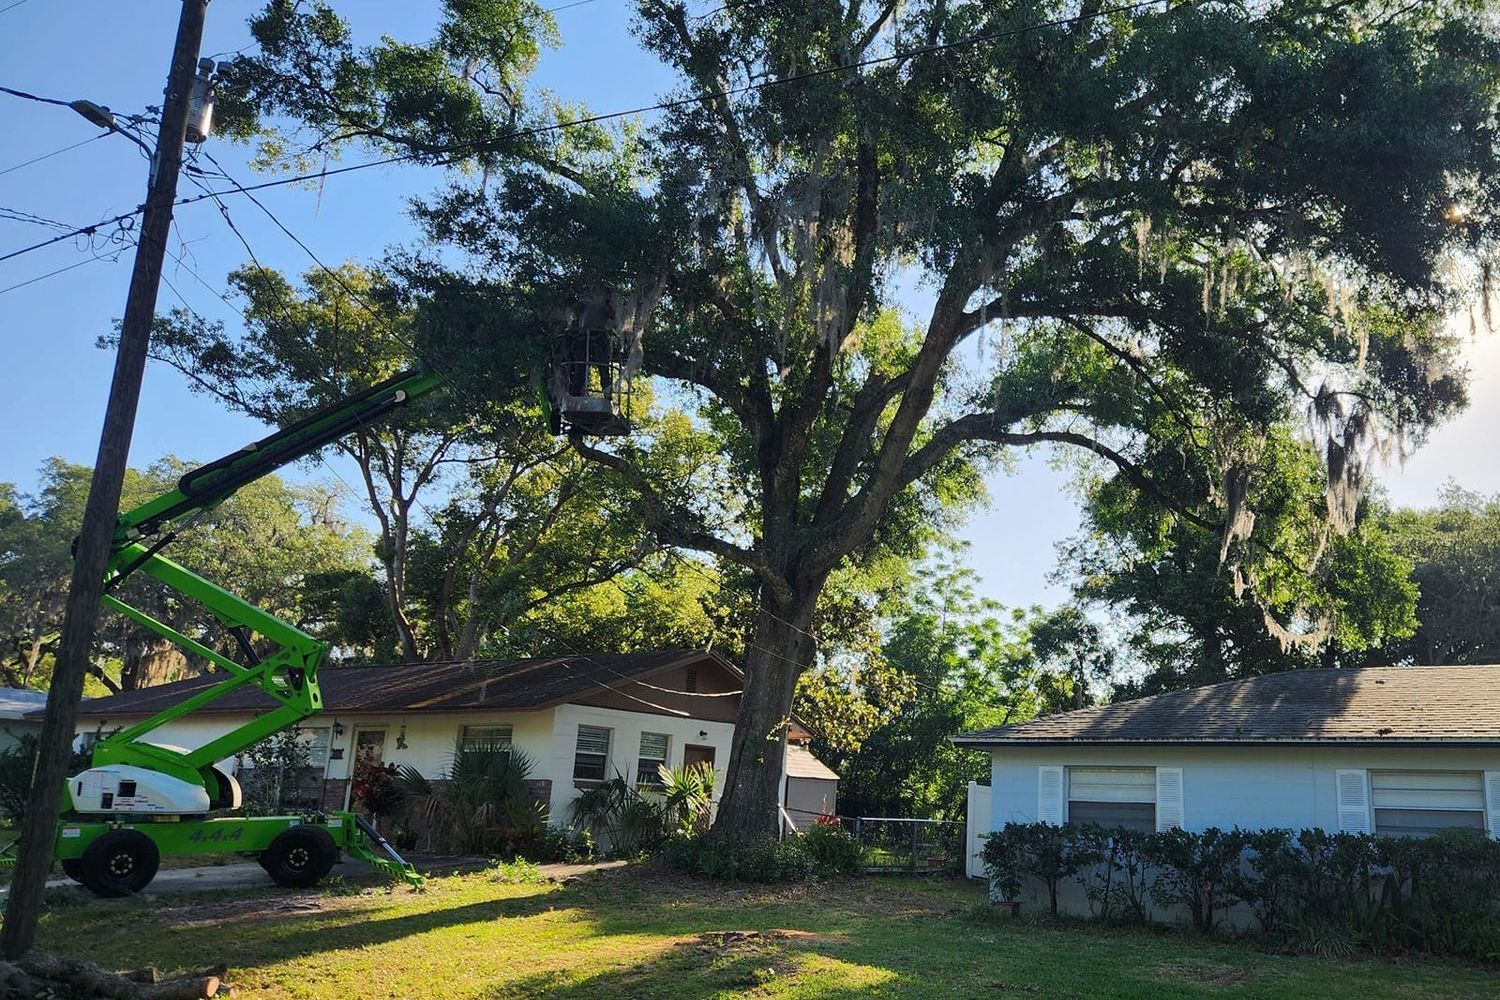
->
1067, 766, 1156, 833
638, 732, 670, 787
460, 724, 514, 752
298, 726, 332, 770
574, 725, 611, 782
1371, 770, 1486, 836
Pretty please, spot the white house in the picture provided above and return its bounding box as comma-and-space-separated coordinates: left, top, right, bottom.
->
956, 665, 1500, 894
65, 649, 837, 828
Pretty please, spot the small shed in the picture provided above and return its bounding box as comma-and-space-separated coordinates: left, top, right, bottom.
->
783, 742, 839, 830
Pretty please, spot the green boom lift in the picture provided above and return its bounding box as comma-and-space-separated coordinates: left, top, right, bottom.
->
47, 369, 442, 897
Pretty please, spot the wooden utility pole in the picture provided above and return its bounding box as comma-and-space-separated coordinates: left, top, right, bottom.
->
1, 0, 209, 959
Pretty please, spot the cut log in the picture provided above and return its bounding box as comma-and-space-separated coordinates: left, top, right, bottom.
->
139, 974, 220, 999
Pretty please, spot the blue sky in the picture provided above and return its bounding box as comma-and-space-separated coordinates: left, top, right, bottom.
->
1, 1, 1497, 615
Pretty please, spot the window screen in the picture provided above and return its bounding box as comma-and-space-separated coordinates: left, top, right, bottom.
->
1372, 770, 1486, 837
638, 732, 670, 786
1068, 766, 1157, 833
574, 725, 611, 781
460, 725, 514, 751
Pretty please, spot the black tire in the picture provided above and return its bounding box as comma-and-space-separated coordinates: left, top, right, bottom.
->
59, 858, 83, 883
261, 825, 338, 888
78, 829, 159, 898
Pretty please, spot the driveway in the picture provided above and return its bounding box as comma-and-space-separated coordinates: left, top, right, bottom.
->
12, 857, 627, 896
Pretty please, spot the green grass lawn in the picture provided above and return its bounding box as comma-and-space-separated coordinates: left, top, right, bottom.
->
32, 866, 1498, 999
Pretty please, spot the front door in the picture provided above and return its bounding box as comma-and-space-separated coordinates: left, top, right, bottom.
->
347, 728, 387, 812
683, 744, 716, 771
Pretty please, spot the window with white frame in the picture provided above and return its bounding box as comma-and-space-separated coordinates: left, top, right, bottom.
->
573, 725, 611, 781
1371, 770, 1486, 837
460, 724, 514, 752
298, 726, 332, 770
1067, 766, 1157, 832
637, 732, 670, 787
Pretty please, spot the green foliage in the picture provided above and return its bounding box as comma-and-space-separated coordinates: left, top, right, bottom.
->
1379, 485, 1500, 665
983, 821, 1500, 958
0, 734, 38, 822
486, 856, 544, 884
393, 739, 542, 855
225, 0, 1499, 839
798, 564, 1031, 821
800, 818, 864, 876
238, 727, 316, 817
0, 458, 370, 692
656, 762, 716, 837
1145, 827, 1249, 933
569, 775, 666, 856
981, 822, 1079, 916
1070, 429, 1421, 696
662, 832, 815, 884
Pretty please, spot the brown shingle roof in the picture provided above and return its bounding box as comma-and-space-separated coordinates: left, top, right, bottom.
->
953, 665, 1500, 746
785, 743, 838, 780
67, 649, 733, 719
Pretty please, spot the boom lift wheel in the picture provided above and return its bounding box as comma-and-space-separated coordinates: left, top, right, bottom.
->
260, 825, 338, 888
78, 829, 159, 897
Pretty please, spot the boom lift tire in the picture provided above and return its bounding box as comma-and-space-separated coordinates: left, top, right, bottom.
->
260, 825, 338, 887
59, 858, 83, 883
78, 829, 160, 897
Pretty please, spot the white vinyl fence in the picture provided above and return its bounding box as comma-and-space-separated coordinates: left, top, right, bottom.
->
965, 780, 991, 879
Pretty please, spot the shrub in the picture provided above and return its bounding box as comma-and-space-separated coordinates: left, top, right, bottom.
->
663, 832, 815, 883
801, 818, 864, 875
981, 822, 1077, 916
571, 776, 667, 856
238, 728, 315, 817
393, 740, 542, 854
980, 820, 1500, 959
1144, 826, 1247, 933
1242, 828, 1299, 933
534, 825, 595, 864
488, 856, 544, 884
1069, 823, 1121, 921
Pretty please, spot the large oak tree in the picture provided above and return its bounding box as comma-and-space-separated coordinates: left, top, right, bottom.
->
224, 0, 1497, 838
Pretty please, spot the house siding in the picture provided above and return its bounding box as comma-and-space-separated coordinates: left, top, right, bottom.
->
70, 700, 744, 828
976, 744, 1500, 927
987, 744, 1500, 834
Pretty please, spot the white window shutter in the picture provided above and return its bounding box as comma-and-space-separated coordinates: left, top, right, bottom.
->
1485, 772, 1500, 839
1037, 766, 1064, 824
1155, 767, 1184, 831
1336, 769, 1371, 833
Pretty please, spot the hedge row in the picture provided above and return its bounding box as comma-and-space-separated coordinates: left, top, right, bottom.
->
982, 822, 1500, 960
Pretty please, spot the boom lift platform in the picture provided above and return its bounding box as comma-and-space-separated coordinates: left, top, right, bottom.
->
44, 370, 443, 896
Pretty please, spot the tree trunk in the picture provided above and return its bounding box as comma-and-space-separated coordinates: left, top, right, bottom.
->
712, 595, 817, 841
120, 635, 189, 690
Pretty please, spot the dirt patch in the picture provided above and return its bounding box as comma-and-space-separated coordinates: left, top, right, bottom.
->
694, 929, 843, 952
1154, 960, 1255, 988
153, 893, 331, 929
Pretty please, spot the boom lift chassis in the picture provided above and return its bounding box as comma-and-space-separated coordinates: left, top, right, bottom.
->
37, 371, 442, 896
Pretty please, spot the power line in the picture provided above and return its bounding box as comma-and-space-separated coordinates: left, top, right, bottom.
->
0, 251, 123, 297
0, 83, 74, 109
0, 0, 35, 16
0, 133, 106, 177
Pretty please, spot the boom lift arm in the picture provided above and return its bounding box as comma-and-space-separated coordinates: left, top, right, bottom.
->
88, 369, 443, 792
48, 370, 441, 894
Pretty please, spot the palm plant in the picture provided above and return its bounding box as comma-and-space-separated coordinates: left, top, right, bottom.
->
393, 738, 540, 854
656, 763, 716, 836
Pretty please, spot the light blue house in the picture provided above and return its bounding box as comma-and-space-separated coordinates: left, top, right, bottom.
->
956, 665, 1500, 908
